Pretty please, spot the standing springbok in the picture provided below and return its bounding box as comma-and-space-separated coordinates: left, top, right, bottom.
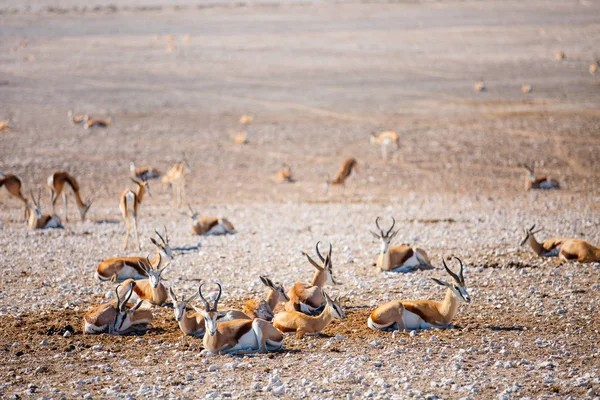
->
120, 179, 150, 250
234, 114, 253, 144
368, 257, 471, 331
169, 287, 251, 337
47, 171, 93, 222
162, 160, 191, 207
96, 228, 174, 281
522, 163, 560, 190
26, 190, 62, 230
0, 172, 28, 218
83, 282, 153, 334
195, 282, 284, 354
130, 162, 161, 182
286, 242, 339, 315
520, 224, 600, 263
274, 289, 345, 338
326, 158, 358, 193
118, 255, 170, 305
371, 217, 432, 272
243, 276, 290, 321
370, 131, 400, 160
187, 204, 235, 235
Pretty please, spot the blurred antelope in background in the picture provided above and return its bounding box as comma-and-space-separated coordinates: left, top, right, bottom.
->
243, 276, 290, 320
287, 242, 339, 315
326, 158, 358, 193
67, 110, 88, 125
84, 116, 111, 129
522, 163, 559, 190
274, 289, 345, 338
195, 282, 284, 354
162, 159, 191, 207
0, 119, 10, 131
118, 254, 170, 305
130, 162, 161, 181
26, 190, 62, 230
187, 204, 235, 235
96, 228, 174, 281
368, 257, 470, 331
370, 131, 400, 160
120, 179, 150, 250
520, 224, 600, 263
277, 164, 294, 183
47, 171, 93, 222
234, 114, 253, 144
0, 172, 28, 217
371, 217, 432, 272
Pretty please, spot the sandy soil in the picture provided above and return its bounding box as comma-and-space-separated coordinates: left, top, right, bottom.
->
1, 0, 600, 399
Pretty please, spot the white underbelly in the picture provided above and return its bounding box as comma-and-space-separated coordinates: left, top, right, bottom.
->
118, 265, 146, 280
45, 215, 62, 228
299, 302, 322, 314
235, 330, 258, 350
207, 224, 227, 235
402, 252, 420, 267
543, 245, 561, 257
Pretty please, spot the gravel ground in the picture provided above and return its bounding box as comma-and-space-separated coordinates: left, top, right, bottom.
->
1, 0, 600, 399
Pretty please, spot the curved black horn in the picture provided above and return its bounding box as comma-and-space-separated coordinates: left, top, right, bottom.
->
453, 256, 465, 282
212, 283, 222, 311
375, 217, 384, 237
386, 217, 396, 237
441, 256, 460, 283
315, 241, 324, 262
115, 284, 122, 311
197, 283, 210, 312
121, 282, 135, 311
155, 228, 166, 244
163, 225, 169, 243
529, 224, 536, 232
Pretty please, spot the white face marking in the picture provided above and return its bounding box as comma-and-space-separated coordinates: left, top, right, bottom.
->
452, 284, 471, 303
203, 312, 218, 336
173, 301, 185, 321
148, 271, 161, 288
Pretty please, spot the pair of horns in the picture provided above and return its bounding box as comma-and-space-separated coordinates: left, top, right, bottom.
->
374, 216, 395, 238
441, 256, 464, 284
198, 282, 222, 312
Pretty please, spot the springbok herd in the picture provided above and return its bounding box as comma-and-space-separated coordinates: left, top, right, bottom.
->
1, 122, 599, 356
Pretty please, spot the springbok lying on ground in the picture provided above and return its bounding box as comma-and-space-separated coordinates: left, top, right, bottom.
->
277, 164, 294, 183
26, 190, 62, 230
520, 224, 600, 263
371, 217, 432, 272
274, 289, 345, 339
118, 256, 171, 305
522, 163, 559, 190
187, 204, 235, 235
96, 229, 174, 281
286, 242, 339, 315
47, 171, 93, 222
368, 257, 471, 331
243, 276, 289, 321
195, 282, 284, 354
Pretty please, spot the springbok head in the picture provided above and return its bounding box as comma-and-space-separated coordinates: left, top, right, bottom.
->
432, 257, 471, 303
302, 241, 339, 285
259, 276, 290, 302
79, 196, 94, 221
520, 224, 543, 247
370, 216, 398, 254
187, 203, 199, 223
113, 282, 145, 333
151, 226, 174, 259
195, 282, 222, 336
522, 163, 536, 181
138, 253, 170, 289
168, 287, 199, 322
322, 289, 346, 320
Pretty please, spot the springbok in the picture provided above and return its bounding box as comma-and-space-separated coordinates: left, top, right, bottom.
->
83, 282, 153, 334
274, 289, 345, 338
371, 217, 432, 272
187, 204, 235, 235
118, 255, 170, 305
162, 160, 191, 207
234, 114, 253, 144
67, 110, 88, 125
326, 158, 358, 192
169, 287, 251, 337
277, 164, 294, 183
520, 224, 600, 263
0, 119, 10, 131
0, 172, 28, 217
286, 242, 339, 315
370, 131, 400, 160
130, 162, 161, 182
195, 282, 284, 354
522, 163, 560, 190
84, 116, 111, 129
96, 228, 174, 281
120, 178, 149, 250
26, 190, 62, 230
368, 257, 471, 332
47, 171, 93, 222
243, 276, 290, 321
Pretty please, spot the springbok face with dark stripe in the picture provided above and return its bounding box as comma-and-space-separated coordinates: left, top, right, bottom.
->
303, 242, 338, 286
432, 257, 470, 303
138, 253, 170, 289
520, 224, 543, 247
169, 287, 199, 322
113, 282, 146, 332
151, 227, 174, 259
196, 282, 222, 337
370, 216, 398, 254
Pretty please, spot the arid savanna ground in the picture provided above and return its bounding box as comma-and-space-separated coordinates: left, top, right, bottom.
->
1, 0, 600, 399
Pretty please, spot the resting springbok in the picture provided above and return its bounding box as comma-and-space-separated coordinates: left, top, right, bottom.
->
162, 160, 191, 207
0, 172, 28, 217
277, 164, 294, 183
130, 162, 161, 182
169, 287, 251, 337
368, 257, 471, 332
326, 158, 358, 193
520, 224, 600, 263
0, 119, 10, 131
84, 116, 111, 129
47, 171, 93, 222
522, 163, 560, 190
67, 110, 88, 125
234, 114, 253, 144
195, 282, 284, 354
118, 255, 170, 305
26, 190, 62, 230
286, 242, 339, 315
120, 178, 150, 250
96, 228, 174, 281
274, 289, 345, 338
187, 204, 235, 235
371, 217, 432, 272
243, 276, 290, 321
370, 131, 400, 160
83, 282, 153, 334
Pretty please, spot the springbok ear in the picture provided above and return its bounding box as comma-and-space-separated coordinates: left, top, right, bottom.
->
132, 300, 144, 311
389, 230, 399, 239
370, 231, 380, 240
150, 237, 158, 246
259, 276, 270, 287
168, 287, 177, 302
431, 278, 450, 287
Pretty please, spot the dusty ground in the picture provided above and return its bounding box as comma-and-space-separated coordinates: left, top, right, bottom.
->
1, 0, 600, 399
